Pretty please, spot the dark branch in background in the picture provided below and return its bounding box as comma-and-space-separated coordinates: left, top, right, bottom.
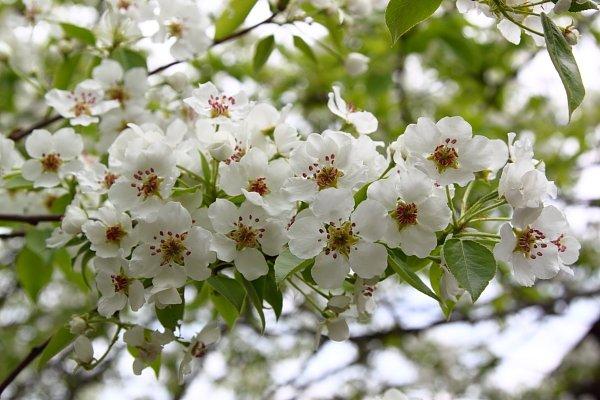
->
0, 231, 25, 239
9, 12, 281, 141
0, 214, 61, 224
0, 338, 50, 395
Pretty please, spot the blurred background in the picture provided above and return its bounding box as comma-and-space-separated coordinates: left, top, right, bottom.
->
0, 0, 599, 399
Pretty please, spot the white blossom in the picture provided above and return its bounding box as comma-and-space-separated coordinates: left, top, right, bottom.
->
94, 257, 145, 316
327, 86, 378, 135
178, 322, 220, 383
123, 326, 173, 375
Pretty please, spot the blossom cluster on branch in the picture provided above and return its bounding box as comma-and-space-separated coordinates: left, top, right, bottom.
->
0, 0, 589, 388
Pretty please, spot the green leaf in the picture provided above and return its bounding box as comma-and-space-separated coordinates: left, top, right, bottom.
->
388, 249, 439, 301
37, 326, 75, 370
207, 275, 246, 312
110, 48, 147, 70
385, 0, 442, 44
214, 0, 258, 40
3, 174, 33, 190
429, 263, 455, 319
550, 0, 598, 11
51, 193, 74, 214
442, 238, 496, 302
211, 291, 239, 328
261, 270, 283, 319
155, 297, 185, 331
541, 12, 585, 120
253, 35, 275, 71
237, 274, 266, 332
60, 23, 96, 46
274, 248, 313, 285
53, 53, 82, 90
293, 36, 317, 63
353, 182, 370, 205
16, 247, 53, 301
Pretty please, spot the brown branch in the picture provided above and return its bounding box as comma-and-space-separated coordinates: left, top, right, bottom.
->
0, 338, 50, 395
0, 214, 62, 224
0, 231, 25, 239
8, 115, 62, 141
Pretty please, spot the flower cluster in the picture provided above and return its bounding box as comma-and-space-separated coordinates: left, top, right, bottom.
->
0, 0, 583, 384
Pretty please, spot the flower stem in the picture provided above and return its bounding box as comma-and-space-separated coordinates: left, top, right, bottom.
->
446, 186, 458, 227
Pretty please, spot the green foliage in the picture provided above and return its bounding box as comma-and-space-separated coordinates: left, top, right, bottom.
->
387, 248, 439, 301
214, 0, 258, 40
253, 35, 275, 71
442, 238, 496, 301
111, 48, 147, 70
207, 275, 246, 312
59, 23, 96, 46
293, 36, 317, 63
385, 0, 442, 44
274, 248, 313, 285
16, 231, 55, 301
237, 273, 266, 332
156, 298, 185, 331
541, 13, 585, 120
37, 325, 75, 370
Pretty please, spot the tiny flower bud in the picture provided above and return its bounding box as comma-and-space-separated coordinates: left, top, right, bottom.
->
326, 317, 349, 342
62, 205, 87, 235
207, 140, 234, 162
73, 335, 94, 366
69, 316, 88, 335
563, 26, 580, 46
344, 52, 370, 76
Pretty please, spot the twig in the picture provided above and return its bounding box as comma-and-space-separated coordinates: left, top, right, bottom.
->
0, 338, 50, 395
8, 115, 62, 141
0, 214, 62, 225
0, 231, 26, 239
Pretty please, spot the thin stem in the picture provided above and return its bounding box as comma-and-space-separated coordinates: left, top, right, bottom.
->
88, 326, 122, 368
456, 231, 500, 239
295, 273, 330, 299
0, 338, 51, 395
0, 214, 62, 224
493, 0, 544, 36
177, 165, 206, 184
9, 114, 62, 141
467, 200, 508, 221
470, 217, 511, 223
288, 278, 324, 315
460, 181, 475, 217
446, 186, 458, 227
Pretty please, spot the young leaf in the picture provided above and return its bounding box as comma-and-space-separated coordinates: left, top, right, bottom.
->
261, 270, 283, 319
387, 249, 439, 301
37, 326, 75, 370
207, 275, 246, 312
253, 35, 275, 71
274, 248, 313, 285
211, 291, 240, 328
385, 0, 442, 44
541, 12, 585, 120
293, 36, 317, 63
237, 273, 266, 332
214, 0, 258, 40
60, 23, 96, 46
111, 48, 147, 70
16, 247, 53, 301
442, 238, 496, 302
155, 298, 185, 331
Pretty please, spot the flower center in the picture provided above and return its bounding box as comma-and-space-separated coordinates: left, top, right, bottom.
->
105, 225, 126, 243
70, 91, 98, 116
131, 169, 162, 198
325, 221, 358, 258
247, 177, 270, 196
551, 234, 567, 253
167, 20, 185, 38
392, 201, 418, 228
208, 94, 235, 118
111, 273, 129, 293
190, 341, 207, 358
103, 172, 119, 189
41, 153, 62, 172
107, 85, 129, 104
227, 221, 264, 251
514, 227, 547, 260
117, 0, 132, 10
429, 139, 459, 173
225, 143, 246, 165
150, 230, 190, 266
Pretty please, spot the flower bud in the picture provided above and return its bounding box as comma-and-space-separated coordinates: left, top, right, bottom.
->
73, 335, 94, 366
69, 316, 88, 335
326, 317, 349, 342
62, 205, 87, 235
563, 26, 579, 46
207, 140, 234, 162
344, 52, 370, 76
0, 42, 11, 63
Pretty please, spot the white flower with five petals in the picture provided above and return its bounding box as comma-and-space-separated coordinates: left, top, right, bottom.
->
123, 326, 174, 375
178, 322, 220, 383
94, 257, 145, 317
184, 82, 251, 124
327, 86, 378, 135
82, 203, 137, 258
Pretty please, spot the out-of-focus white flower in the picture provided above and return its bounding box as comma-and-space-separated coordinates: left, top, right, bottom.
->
0, 137, 23, 179
327, 86, 378, 135
178, 322, 220, 383
92, 59, 148, 109
123, 326, 173, 375
344, 52, 370, 76
62, 204, 88, 235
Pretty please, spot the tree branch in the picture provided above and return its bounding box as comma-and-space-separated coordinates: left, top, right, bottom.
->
0, 214, 62, 224
0, 231, 25, 239
7, 12, 282, 141
0, 338, 50, 395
